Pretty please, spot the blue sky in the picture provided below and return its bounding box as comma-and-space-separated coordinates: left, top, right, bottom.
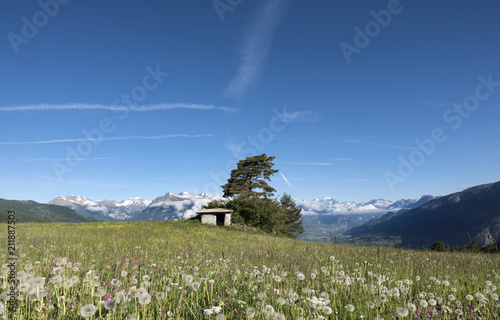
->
1, 0, 500, 203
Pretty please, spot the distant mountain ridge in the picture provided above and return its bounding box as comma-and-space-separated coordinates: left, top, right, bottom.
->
49, 192, 437, 226
131, 192, 218, 221
297, 195, 436, 242
346, 182, 500, 248
48, 192, 221, 222
49, 192, 436, 222
0, 198, 96, 223
295, 195, 435, 215
48, 195, 152, 221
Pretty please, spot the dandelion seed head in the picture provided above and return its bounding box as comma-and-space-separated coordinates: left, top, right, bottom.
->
190, 281, 201, 291
395, 307, 409, 317
103, 299, 116, 310
138, 293, 151, 305
80, 304, 96, 318
345, 304, 355, 312
246, 307, 256, 318
322, 306, 332, 315
263, 304, 275, 314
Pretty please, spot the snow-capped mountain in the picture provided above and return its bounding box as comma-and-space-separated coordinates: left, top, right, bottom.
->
297, 195, 436, 242
132, 192, 221, 221
149, 192, 214, 205
391, 195, 436, 210
48, 196, 152, 221
50, 192, 435, 224
296, 196, 434, 215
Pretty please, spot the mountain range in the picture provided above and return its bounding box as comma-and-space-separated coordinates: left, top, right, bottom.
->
48, 195, 152, 221
346, 181, 500, 248
130, 192, 215, 221
47, 192, 436, 242
295, 195, 435, 216
297, 195, 435, 242
5, 181, 500, 250
49, 193, 434, 222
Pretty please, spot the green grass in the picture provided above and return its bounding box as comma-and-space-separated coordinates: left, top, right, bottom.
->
1, 220, 499, 319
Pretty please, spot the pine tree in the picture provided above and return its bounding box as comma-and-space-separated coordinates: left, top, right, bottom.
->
207, 154, 304, 238
222, 154, 279, 198
280, 193, 304, 238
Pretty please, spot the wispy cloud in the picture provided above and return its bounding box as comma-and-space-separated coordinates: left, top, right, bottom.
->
279, 172, 293, 186
223, 0, 292, 98
0, 134, 213, 145
1, 157, 117, 162
225, 138, 244, 158
281, 108, 321, 123
0, 103, 235, 112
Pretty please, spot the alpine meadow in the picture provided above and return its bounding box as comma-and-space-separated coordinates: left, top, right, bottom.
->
2, 221, 500, 320
2, 1, 500, 320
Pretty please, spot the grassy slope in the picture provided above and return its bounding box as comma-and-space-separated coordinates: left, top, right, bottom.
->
0, 203, 49, 223
0, 198, 98, 223
5, 220, 499, 319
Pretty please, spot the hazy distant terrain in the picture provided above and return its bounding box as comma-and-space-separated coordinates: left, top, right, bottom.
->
346, 182, 500, 248
297, 195, 435, 242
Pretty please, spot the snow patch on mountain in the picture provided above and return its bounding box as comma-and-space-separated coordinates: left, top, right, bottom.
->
48, 195, 152, 220
86, 205, 107, 212
116, 197, 152, 207
135, 192, 221, 221
296, 197, 425, 215
59, 195, 98, 207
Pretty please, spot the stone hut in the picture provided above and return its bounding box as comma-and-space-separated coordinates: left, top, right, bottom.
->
196, 208, 233, 226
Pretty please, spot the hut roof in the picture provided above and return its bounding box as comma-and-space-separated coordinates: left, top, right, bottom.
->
196, 208, 233, 214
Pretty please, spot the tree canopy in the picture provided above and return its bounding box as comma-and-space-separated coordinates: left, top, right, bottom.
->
280, 193, 304, 236
222, 153, 278, 198
209, 154, 304, 238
